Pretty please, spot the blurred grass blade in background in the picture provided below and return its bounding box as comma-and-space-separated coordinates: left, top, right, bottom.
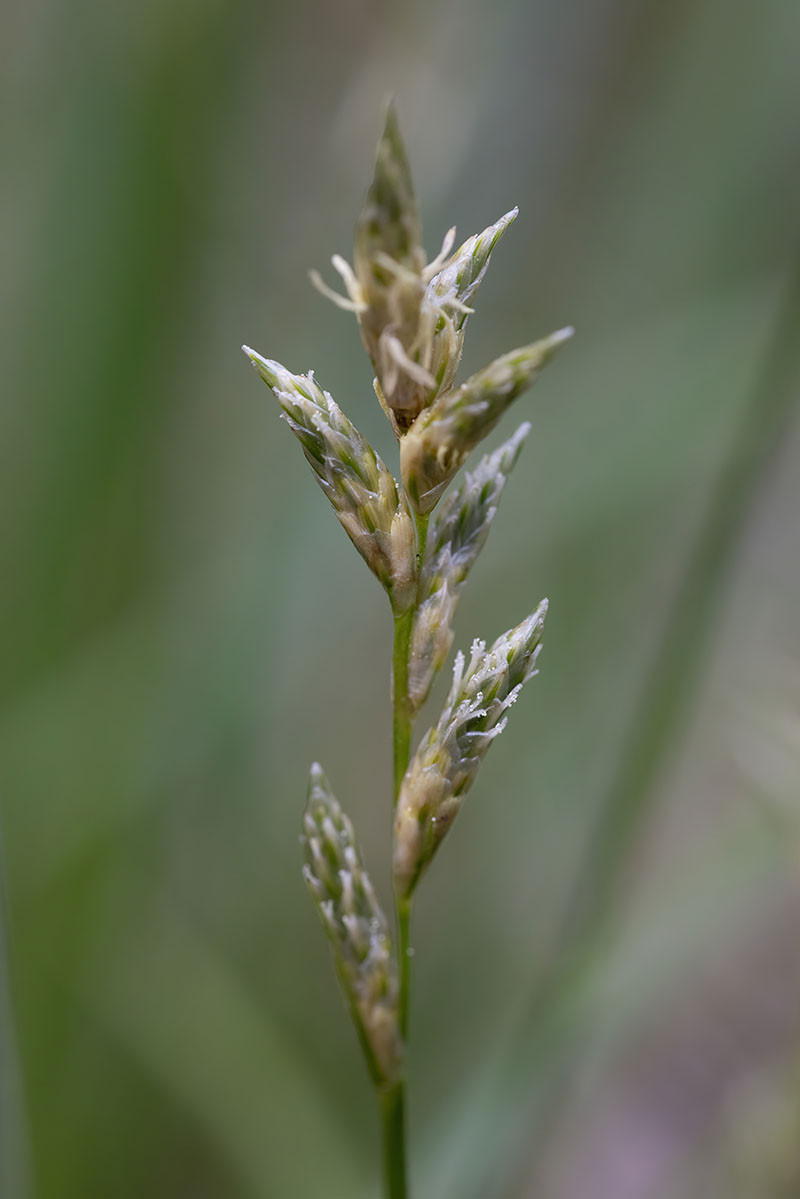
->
0, 848, 31, 1199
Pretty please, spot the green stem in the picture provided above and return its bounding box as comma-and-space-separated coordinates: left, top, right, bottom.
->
397, 897, 412, 1040
384, 611, 413, 1199
379, 1083, 407, 1199
383, 510, 428, 1199
392, 607, 414, 804
413, 509, 429, 566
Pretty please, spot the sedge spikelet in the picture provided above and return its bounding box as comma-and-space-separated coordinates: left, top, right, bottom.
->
401, 330, 573, 513
244, 348, 416, 611
313, 107, 518, 435
408, 422, 531, 711
302, 764, 402, 1086
394, 602, 548, 897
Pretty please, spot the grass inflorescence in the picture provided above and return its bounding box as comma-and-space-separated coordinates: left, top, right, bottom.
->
243, 101, 571, 1198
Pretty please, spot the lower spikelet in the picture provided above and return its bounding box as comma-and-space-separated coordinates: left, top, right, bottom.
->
302, 764, 403, 1085
394, 602, 548, 896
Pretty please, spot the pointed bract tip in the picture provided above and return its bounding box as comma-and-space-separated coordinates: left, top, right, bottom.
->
552, 326, 575, 344
243, 346, 282, 389
375, 96, 404, 150
309, 761, 326, 786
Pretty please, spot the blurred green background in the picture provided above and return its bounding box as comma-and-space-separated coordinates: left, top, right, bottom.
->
2, 1, 800, 1196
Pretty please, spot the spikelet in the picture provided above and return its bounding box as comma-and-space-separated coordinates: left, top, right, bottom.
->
352, 102, 426, 429
244, 348, 416, 611
302, 764, 403, 1086
394, 602, 548, 896
401, 329, 573, 513
354, 101, 425, 300
312, 105, 517, 433
408, 423, 531, 712
420, 208, 518, 403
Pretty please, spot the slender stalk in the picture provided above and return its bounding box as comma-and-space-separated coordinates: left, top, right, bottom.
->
379, 1083, 408, 1199
413, 510, 429, 567
383, 509, 429, 1197
383, 611, 413, 1197
397, 896, 412, 1039
392, 608, 415, 804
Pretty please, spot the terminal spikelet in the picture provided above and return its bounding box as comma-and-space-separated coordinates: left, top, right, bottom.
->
353, 102, 427, 429
313, 106, 517, 435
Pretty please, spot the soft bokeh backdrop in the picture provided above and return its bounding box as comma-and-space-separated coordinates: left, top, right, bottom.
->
2, 1, 800, 1196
